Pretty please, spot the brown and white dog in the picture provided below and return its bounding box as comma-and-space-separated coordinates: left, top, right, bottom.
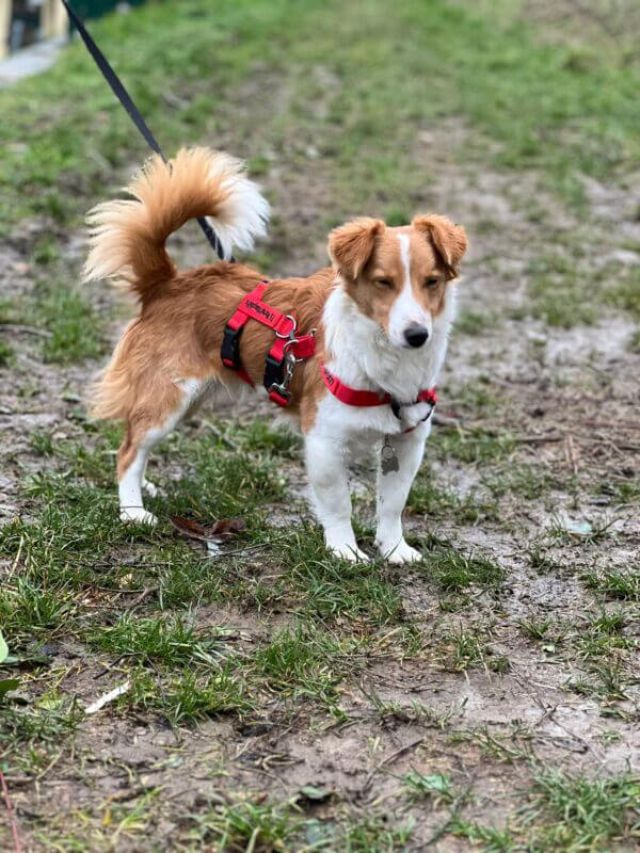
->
84, 147, 467, 563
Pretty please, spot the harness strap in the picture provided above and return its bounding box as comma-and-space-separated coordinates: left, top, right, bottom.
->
221, 282, 316, 406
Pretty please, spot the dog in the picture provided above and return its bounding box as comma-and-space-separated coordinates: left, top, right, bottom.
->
83, 147, 467, 563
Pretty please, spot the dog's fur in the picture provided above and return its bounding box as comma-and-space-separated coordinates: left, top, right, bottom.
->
84, 147, 467, 563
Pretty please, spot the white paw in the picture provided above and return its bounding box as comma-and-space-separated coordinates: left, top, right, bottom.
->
328, 543, 370, 563
120, 507, 158, 526
379, 540, 422, 564
142, 479, 160, 498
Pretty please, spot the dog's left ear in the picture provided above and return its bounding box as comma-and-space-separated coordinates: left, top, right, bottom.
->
412, 215, 468, 279
328, 217, 385, 281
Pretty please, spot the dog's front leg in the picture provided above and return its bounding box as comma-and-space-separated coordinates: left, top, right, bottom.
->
304, 431, 368, 562
375, 424, 429, 563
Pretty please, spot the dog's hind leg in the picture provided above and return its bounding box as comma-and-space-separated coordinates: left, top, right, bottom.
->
117, 378, 204, 525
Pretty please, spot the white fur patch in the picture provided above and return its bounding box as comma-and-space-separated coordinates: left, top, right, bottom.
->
205, 154, 270, 259
387, 233, 432, 348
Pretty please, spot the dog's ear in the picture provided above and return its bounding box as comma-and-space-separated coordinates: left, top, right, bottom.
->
412, 215, 468, 279
328, 218, 385, 280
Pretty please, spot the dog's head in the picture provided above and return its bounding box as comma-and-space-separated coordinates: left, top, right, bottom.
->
328, 215, 467, 349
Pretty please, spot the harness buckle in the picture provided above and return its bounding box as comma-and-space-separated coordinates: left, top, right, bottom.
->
221, 324, 242, 370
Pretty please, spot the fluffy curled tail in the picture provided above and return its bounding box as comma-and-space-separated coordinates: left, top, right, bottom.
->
82, 147, 269, 300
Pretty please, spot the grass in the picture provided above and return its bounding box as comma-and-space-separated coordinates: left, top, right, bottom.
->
341, 816, 414, 852
0, 338, 14, 366
90, 614, 226, 666
403, 771, 455, 804
412, 542, 504, 605
250, 623, 363, 709
454, 309, 496, 337
605, 268, 640, 319
583, 565, 640, 601
1, 0, 640, 238
527, 252, 598, 328
193, 800, 303, 852
452, 820, 515, 852
407, 468, 499, 524
431, 427, 515, 466
526, 770, 640, 850
127, 667, 249, 725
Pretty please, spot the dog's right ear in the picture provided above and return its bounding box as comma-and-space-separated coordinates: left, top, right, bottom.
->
328, 218, 385, 280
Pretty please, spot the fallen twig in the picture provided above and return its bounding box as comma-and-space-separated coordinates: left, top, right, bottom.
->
200, 419, 239, 450
0, 323, 52, 339
432, 412, 461, 428
422, 780, 475, 847
85, 681, 131, 715
0, 769, 23, 853
565, 434, 579, 475
361, 737, 425, 792
514, 433, 563, 444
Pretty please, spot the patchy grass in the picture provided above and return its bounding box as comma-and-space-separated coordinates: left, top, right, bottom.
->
583, 565, 640, 601
526, 770, 640, 850
419, 543, 504, 595
342, 816, 414, 852
605, 268, 640, 319
408, 468, 499, 524
527, 252, 598, 328
36, 280, 105, 364
452, 819, 515, 852
2, 0, 640, 238
431, 427, 515, 466
0, 338, 14, 366
454, 309, 496, 337
403, 771, 455, 804
126, 667, 250, 725
2, 0, 640, 848
90, 614, 226, 666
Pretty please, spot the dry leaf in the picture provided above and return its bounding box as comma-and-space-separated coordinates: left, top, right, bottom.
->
170, 516, 246, 551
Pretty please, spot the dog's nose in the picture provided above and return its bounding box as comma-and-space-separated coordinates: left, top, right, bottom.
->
403, 324, 430, 348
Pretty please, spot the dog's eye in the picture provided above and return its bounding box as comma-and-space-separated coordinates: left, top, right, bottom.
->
424, 276, 440, 288
374, 277, 394, 289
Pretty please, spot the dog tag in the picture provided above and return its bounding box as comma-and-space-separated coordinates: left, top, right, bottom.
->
381, 436, 399, 475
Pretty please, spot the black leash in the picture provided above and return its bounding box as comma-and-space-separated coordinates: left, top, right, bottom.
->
61, 0, 228, 261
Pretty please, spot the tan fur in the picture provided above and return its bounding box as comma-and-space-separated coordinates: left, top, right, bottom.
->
412, 214, 468, 278
83, 148, 251, 301
328, 217, 466, 332
90, 262, 332, 425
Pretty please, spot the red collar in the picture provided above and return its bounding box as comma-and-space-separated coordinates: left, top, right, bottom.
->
320, 364, 437, 410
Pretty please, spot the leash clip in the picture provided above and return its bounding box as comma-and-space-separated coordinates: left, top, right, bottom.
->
268, 350, 297, 403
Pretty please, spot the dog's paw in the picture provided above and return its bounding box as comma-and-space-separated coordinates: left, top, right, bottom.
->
142, 479, 160, 498
120, 507, 158, 526
379, 539, 422, 564
328, 543, 370, 563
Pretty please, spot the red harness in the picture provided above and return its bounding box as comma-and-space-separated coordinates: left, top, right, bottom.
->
221, 282, 437, 418
221, 281, 316, 406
